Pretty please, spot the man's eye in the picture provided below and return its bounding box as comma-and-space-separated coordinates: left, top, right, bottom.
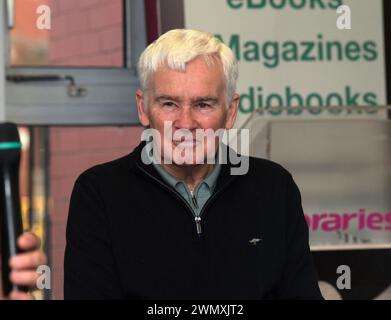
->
196, 103, 211, 109
162, 102, 176, 108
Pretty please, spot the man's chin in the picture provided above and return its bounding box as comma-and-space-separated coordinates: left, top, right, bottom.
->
171, 161, 198, 167
171, 155, 216, 166
157, 145, 218, 165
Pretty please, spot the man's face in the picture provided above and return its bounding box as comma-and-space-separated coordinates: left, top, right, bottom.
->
136, 57, 239, 166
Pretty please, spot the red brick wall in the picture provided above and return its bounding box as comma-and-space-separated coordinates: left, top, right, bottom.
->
47, 0, 143, 299
49, 0, 123, 66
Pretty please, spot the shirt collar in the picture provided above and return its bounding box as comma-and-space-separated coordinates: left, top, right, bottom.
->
148, 145, 221, 193
152, 161, 221, 192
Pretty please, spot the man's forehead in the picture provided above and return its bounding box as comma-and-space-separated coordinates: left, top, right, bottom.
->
151, 69, 225, 93
154, 94, 220, 102
151, 86, 224, 99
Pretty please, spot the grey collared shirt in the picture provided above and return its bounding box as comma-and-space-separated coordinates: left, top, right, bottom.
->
152, 162, 221, 217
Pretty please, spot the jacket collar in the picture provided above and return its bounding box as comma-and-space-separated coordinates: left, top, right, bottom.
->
129, 140, 242, 192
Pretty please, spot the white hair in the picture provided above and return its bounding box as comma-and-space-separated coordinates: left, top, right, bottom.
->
137, 29, 238, 105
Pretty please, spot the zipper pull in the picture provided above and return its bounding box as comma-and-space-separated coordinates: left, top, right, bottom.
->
195, 216, 202, 235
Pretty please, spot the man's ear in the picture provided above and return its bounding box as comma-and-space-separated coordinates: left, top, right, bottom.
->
225, 93, 240, 129
136, 89, 150, 127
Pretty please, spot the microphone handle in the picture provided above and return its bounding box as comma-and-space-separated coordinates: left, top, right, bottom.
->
1, 163, 27, 296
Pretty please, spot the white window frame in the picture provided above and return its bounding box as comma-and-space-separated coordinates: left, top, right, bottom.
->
3, 0, 146, 125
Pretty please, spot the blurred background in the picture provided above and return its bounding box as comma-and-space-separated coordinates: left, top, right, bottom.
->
0, 0, 390, 299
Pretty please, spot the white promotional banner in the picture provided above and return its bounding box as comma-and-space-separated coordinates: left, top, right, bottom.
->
184, 0, 387, 128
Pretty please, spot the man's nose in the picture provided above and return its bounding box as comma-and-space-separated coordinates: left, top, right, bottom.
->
174, 106, 197, 130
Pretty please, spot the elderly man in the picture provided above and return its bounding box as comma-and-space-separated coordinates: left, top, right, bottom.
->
64, 29, 322, 299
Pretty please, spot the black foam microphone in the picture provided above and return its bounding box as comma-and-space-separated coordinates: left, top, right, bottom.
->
0, 122, 26, 296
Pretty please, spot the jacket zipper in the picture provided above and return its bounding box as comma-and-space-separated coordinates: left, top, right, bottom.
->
135, 163, 235, 239
190, 190, 202, 236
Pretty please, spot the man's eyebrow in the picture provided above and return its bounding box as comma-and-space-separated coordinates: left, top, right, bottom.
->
191, 96, 219, 103
154, 95, 182, 102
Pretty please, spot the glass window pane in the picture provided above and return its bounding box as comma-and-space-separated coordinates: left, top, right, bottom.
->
10, 0, 124, 67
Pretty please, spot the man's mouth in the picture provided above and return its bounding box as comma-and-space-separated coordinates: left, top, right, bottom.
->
172, 139, 201, 147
